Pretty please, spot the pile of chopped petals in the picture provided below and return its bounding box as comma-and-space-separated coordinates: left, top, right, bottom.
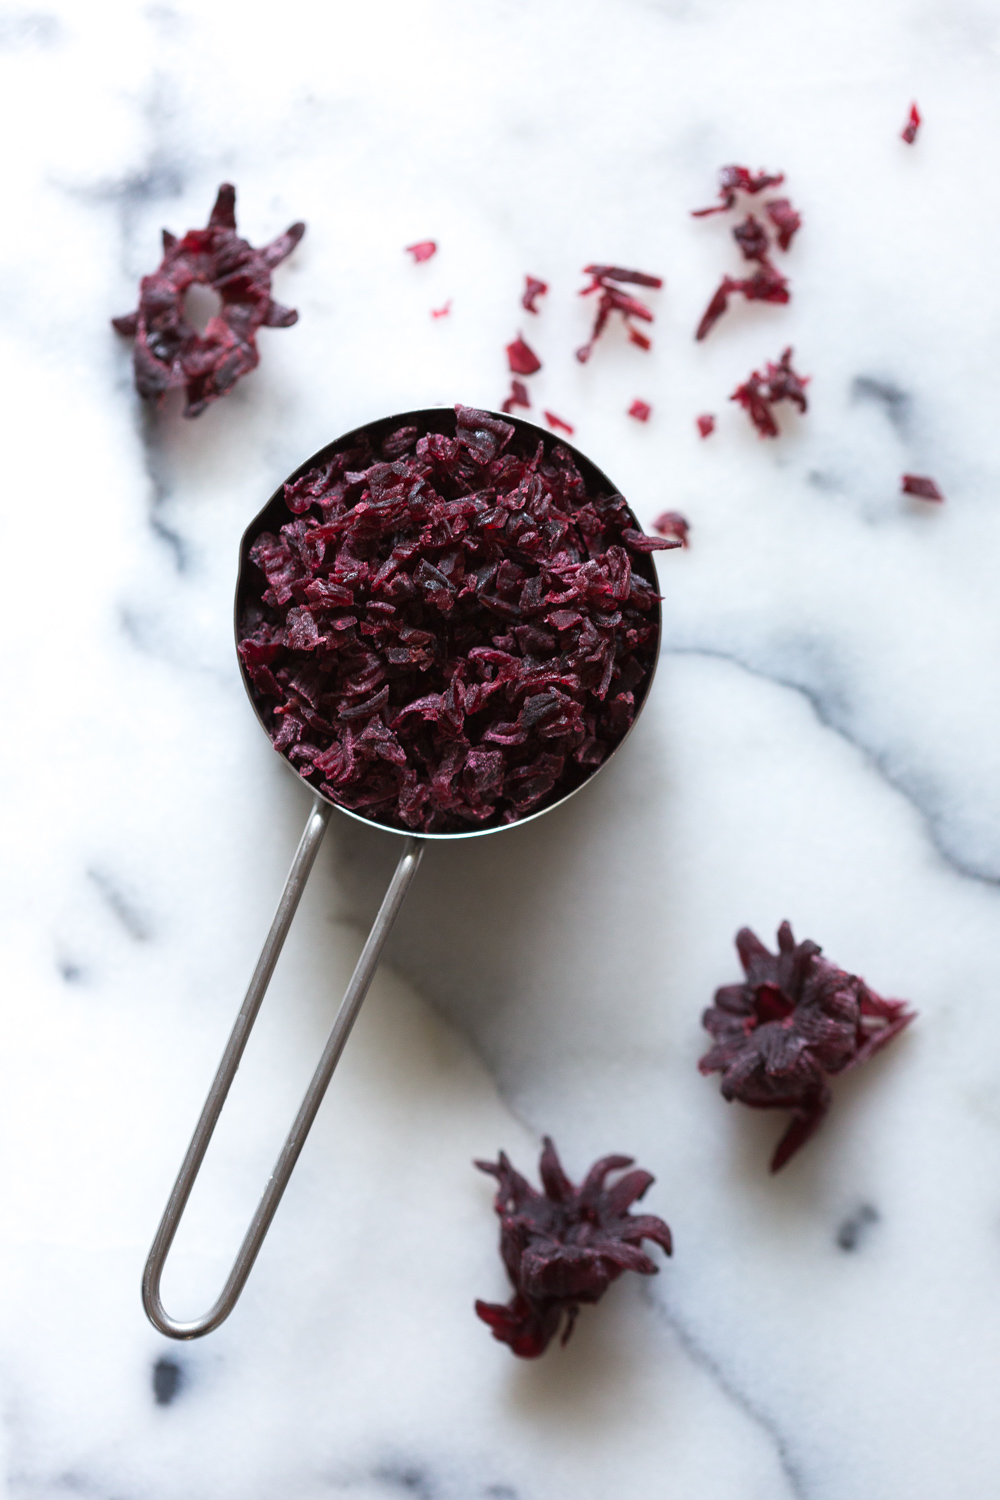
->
700, 922, 916, 1172
112, 184, 305, 418
731, 347, 809, 437
576, 265, 663, 363
475, 1137, 673, 1357
692, 166, 801, 341
238, 406, 675, 834
501, 379, 531, 415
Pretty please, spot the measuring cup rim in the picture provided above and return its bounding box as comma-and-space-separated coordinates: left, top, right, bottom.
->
234, 404, 664, 841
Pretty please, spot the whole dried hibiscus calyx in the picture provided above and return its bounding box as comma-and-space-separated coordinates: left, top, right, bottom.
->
113, 184, 305, 418
700, 922, 916, 1172
237, 405, 673, 834
475, 1137, 672, 1357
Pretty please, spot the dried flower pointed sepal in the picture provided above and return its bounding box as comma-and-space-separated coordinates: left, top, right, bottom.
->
112, 184, 305, 418
700, 922, 916, 1171
475, 1137, 672, 1357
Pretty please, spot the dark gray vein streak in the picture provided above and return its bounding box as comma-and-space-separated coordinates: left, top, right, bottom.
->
86, 868, 152, 942
664, 644, 1000, 888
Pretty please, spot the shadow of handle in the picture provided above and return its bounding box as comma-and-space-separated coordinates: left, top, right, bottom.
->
142, 798, 424, 1339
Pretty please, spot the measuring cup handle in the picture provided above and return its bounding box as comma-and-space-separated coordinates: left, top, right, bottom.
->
142, 797, 424, 1339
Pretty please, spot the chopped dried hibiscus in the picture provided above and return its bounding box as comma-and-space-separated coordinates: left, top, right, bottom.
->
696, 261, 789, 341
501, 379, 531, 414
731, 347, 809, 437
475, 1137, 672, 1357
507, 334, 542, 375
405, 240, 437, 262
902, 473, 944, 501
522, 276, 549, 314
576, 265, 662, 363
765, 198, 802, 252
696, 413, 716, 438
431, 300, 452, 319
691, 164, 785, 217
543, 410, 574, 435
700, 922, 915, 1172
653, 510, 689, 547
628, 400, 652, 422
901, 104, 921, 144
237, 405, 672, 834
112, 184, 305, 418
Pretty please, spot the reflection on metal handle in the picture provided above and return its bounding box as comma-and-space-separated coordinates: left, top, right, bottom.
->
142, 798, 424, 1339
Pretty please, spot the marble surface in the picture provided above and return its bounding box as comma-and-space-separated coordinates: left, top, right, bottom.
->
4, 1, 1000, 1495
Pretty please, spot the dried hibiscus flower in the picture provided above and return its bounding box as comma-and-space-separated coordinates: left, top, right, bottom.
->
653, 510, 689, 547
507, 334, 542, 375
522, 276, 548, 314
730, 346, 809, 438
576, 265, 662, 363
112, 184, 305, 418
501, 379, 531, 414
696, 413, 716, 438
628, 400, 652, 422
474, 1137, 672, 1357
237, 405, 675, 834
764, 198, 802, 252
405, 240, 437, 262
902, 473, 944, 501
691, 164, 785, 217
692, 171, 800, 340
700, 922, 916, 1172
901, 104, 921, 144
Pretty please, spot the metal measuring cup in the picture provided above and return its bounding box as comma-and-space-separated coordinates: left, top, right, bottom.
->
142, 408, 664, 1339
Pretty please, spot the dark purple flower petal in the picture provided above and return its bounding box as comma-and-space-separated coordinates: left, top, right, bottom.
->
901, 473, 944, 501
522, 276, 548, 313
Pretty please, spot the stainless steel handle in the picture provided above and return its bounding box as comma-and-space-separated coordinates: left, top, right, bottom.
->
142, 797, 423, 1338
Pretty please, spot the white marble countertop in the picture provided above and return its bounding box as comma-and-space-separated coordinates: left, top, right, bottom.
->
4, 2, 1000, 1495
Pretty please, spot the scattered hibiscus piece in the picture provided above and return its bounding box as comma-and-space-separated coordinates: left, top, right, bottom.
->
696, 413, 716, 438
543, 410, 574, 435
522, 276, 548, 314
238, 405, 668, 833
730, 347, 809, 438
405, 240, 437, 263
733, 214, 770, 262
653, 511, 690, 547
507, 334, 542, 375
902, 473, 944, 501
691, 165, 785, 217
501, 379, 531, 414
628, 400, 652, 422
431, 300, 452, 319
700, 922, 916, 1172
764, 198, 802, 252
112, 183, 305, 419
901, 103, 921, 144
576, 265, 662, 363
696, 261, 789, 341
474, 1137, 672, 1357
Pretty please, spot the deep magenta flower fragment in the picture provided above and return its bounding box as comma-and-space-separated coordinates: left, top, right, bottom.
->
238, 406, 673, 834
507, 334, 542, 375
691, 164, 785, 217
730, 347, 809, 437
653, 510, 690, 547
112, 184, 304, 418
902, 473, 944, 502
576, 265, 662, 363
522, 276, 549, 314
700, 922, 916, 1172
628, 399, 652, 422
901, 104, 921, 144
501, 379, 531, 414
405, 240, 437, 262
475, 1138, 672, 1357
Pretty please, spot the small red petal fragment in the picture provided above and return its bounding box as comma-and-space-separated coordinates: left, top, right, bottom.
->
691, 164, 786, 217
544, 410, 574, 435
653, 511, 690, 547
696, 414, 715, 438
583, 264, 664, 289
501, 380, 531, 414
475, 1138, 672, 1357
111, 183, 305, 418
695, 278, 736, 341
628, 400, 652, 422
628, 327, 652, 351
764, 197, 802, 252
576, 266, 661, 360
699, 922, 916, 1171
730, 347, 809, 438
902, 473, 944, 501
507, 334, 542, 375
901, 103, 921, 144
431, 300, 452, 319
733, 214, 770, 262
405, 240, 437, 263
522, 276, 548, 314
